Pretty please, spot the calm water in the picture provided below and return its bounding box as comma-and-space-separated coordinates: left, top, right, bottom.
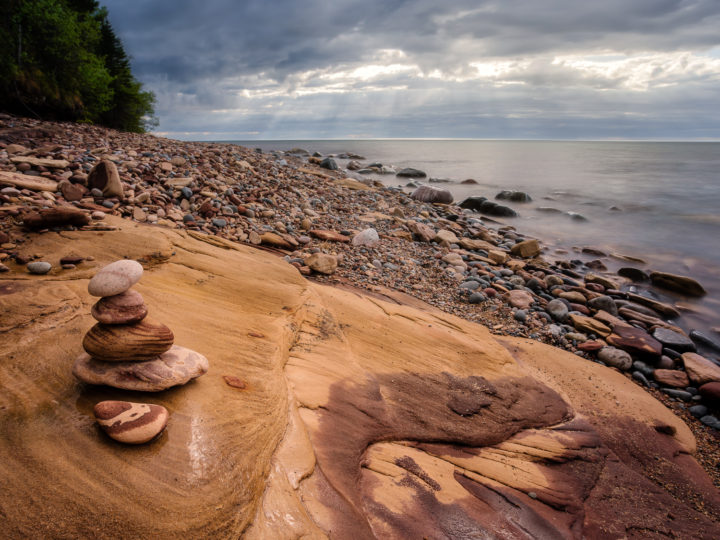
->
230, 139, 720, 334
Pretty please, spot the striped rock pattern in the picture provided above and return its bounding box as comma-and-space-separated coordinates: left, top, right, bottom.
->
94, 401, 169, 444
82, 319, 174, 362
91, 289, 148, 325
73, 345, 209, 391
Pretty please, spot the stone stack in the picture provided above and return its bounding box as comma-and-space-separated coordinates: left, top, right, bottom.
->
72, 259, 209, 443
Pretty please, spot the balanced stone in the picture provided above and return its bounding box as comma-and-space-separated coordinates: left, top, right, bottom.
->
82, 319, 174, 362
91, 290, 148, 325
88, 259, 143, 297
94, 401, 169, 444
73, 345, 209, 391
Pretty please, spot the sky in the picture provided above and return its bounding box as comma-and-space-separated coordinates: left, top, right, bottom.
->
102, 0, 720, 140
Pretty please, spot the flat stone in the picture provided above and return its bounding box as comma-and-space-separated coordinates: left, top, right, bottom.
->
626, 293, 680, 318
569, 314, 611, 337
88, 259, 143, 297
606, 325, 662, 356
649, 271, 706, 297
457, 238, 496, 252
396, 167, 427, 178
434, 229, 459, 245
94, 401, 169, 444
260, 232, 295, 250
73, 345, 209, 391
653, 369, 690, 388
82, 319, 174, 362
682, 352, 720, 385
652, 328, 696, 353
407, 221, 435, 242
597, 347, 632, 371
10, 155, 68, 169
91, 290, 148, 325
23, 207, 90, 229
309, 230, 350, 243
27, 261, 52, 275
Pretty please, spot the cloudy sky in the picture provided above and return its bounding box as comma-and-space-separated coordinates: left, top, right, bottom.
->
102, 0, 720, 140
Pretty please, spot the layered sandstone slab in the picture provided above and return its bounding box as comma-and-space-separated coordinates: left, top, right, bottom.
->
0, 217, 718, 539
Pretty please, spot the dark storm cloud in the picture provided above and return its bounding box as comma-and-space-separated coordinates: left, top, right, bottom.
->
101, 0, 720, 139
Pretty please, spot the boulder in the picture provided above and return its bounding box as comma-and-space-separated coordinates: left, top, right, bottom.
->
410, 185, 453, 204
23, 207, 90, 229
495, 190, 532, 203
649, 271, 706, 297
305, 253, 338, 274
87, 160, 123, 198
396, 167, 426, 178
510, 239, 540, 258
682, 352, 720, 385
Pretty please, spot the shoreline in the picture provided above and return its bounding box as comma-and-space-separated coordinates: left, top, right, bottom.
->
1, 113, 718, 485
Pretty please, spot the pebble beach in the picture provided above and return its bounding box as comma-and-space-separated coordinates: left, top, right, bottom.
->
1, 113, 718, 486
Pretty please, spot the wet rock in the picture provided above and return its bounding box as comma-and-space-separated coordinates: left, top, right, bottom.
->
606, 325, 662, 356
597, 347, 632, 371
94, 401, 169, 444
649, 271, 706, 297
410, 185, 453, 204
73, 345, 209, 391
682, 352, 720, 385
87, 160, 123, 198
652, 328, 696, 353
617, 266, 650, 281
689, 330, 720, 353
459, 197, 518, 217
91, 290, 148, 325
495, 190, 532, 203
88, 260, 143, 297
396, 167, 427, 178
587, 295, 617, 316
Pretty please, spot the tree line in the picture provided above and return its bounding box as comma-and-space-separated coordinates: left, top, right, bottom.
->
0, 0, 156, 132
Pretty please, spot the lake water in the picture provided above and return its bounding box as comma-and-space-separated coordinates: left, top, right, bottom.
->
229, 139, 720, 336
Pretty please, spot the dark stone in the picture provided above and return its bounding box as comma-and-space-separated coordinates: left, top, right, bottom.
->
652, 328, 696, 353
618, 267, 649, 281
699, 382, 720, 406
319, 158, 338, 170
396, 167, 427, 178
606, 325, 663, 356
495, 190, 532, 203
23, 207, 90, 229
661, 388, 692, 401
689, 330, 720, 353
689, 405, 708, 418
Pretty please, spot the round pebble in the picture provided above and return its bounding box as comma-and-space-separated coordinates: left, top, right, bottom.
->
27, 261, 52, 274
88, 259, 144, 297
93, 400, 169, 444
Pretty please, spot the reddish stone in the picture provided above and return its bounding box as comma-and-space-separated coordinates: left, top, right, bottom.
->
309, 229, 350, 243
223, 375, 247, 389
569, 303, 591, 315
577, 340, 605, 352
606, 325, 662, 356
653, 369, 689, 388
698, 382, 720, 406
23, 207, 90, 229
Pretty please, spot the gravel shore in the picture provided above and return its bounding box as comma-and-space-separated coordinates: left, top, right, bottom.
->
1, 113, 718, 486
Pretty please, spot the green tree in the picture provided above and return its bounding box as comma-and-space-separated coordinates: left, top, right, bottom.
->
0, 0, 156, 132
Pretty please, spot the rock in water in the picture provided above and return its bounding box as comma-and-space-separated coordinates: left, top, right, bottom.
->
82, 319, 174, 362
88, 259, 144, 297
91, 290, 148, 325
396, 167, 427, 178
649, 271, 706, 297
93, 401, 169, 444
73, 345, 209, 391
410, 185, 453, 204
87, 160, 123, 198
495, 190, 532, 202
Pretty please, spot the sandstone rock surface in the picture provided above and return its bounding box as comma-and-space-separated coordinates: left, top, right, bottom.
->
0, 217, 718, 538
